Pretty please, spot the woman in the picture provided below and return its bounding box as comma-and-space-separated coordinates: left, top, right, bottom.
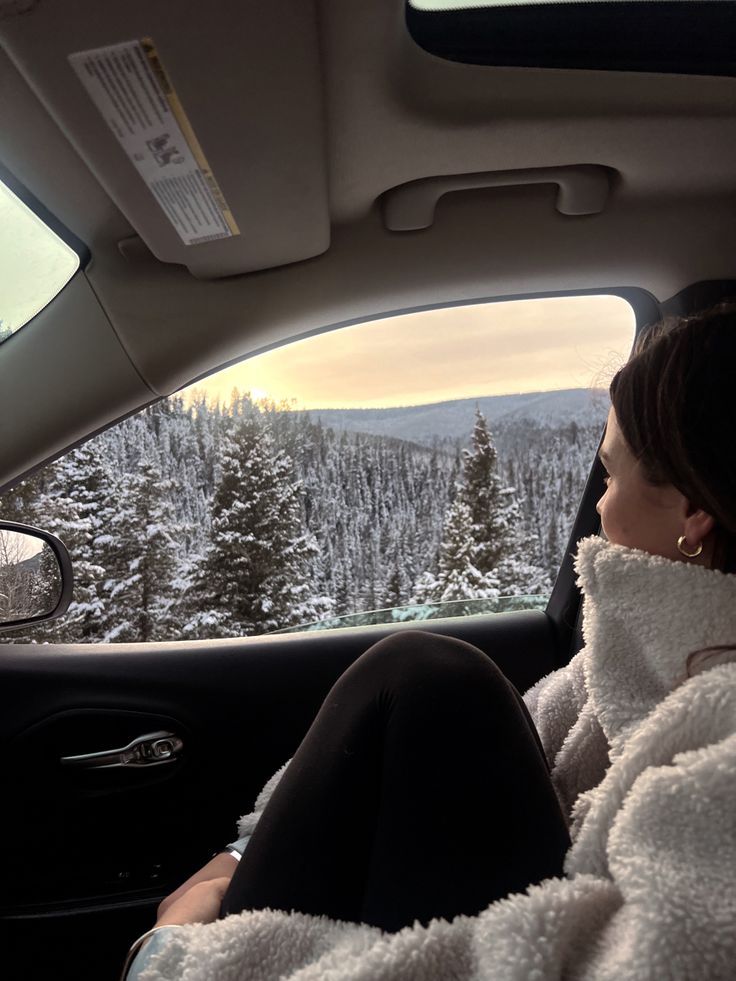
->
123, 305, 736, 980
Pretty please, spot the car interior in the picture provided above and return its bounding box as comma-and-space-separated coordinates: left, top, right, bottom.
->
1, 1, 735, 979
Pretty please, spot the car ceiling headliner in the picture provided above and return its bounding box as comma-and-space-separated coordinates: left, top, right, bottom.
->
1, 0, 735, 491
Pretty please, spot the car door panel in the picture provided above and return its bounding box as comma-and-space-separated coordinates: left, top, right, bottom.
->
0, 611, 557, 980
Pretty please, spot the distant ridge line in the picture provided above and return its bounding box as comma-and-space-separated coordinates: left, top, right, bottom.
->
291, 388, 609, 446
298, 387, 607, 414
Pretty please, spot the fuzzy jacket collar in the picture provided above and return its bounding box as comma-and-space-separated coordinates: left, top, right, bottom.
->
574, 535, 736, 756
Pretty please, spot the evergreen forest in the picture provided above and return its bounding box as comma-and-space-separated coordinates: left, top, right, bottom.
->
0, 391, 606, 643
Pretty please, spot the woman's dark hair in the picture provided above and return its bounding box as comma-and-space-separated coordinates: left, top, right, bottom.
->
609, 301, 736, 575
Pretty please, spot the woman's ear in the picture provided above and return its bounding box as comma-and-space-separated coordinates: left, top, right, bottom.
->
682, 505, 716, 547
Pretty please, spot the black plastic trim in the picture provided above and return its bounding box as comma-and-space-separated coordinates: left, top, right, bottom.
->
544, 285, 661, 665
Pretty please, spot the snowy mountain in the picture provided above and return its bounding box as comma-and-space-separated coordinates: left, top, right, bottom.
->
297, 388, 609, 445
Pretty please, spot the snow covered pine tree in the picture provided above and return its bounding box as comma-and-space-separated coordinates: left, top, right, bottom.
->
102, 459, 180, 642
184, 414, 331, 638
33, 443, 111, 642
413, 408, 549, 610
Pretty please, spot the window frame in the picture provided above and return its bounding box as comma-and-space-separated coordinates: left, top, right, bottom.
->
1, 284, 655, 652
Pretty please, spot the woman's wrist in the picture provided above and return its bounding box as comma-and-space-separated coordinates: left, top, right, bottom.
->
157, 851, 238, 919
120, 925, 182, 981
155, 875, 232, 927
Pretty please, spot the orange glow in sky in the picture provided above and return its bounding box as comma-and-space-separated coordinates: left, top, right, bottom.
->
180, 294, 635, 410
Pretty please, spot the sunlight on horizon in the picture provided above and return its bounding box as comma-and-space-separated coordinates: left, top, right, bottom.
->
178, 294, 635, 411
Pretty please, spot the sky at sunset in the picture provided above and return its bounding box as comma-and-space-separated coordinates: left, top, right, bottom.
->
180, 294, 635, 410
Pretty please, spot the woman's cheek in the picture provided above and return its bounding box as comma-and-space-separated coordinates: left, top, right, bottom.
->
598, 489, 621, 545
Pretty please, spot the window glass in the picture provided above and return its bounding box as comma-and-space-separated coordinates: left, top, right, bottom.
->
1, 293, 634, 642
0, 178, 80, 344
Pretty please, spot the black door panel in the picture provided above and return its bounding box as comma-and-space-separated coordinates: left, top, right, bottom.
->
0, 611, 558, 980
3, 899, 158, 981
7, 707, 196, 907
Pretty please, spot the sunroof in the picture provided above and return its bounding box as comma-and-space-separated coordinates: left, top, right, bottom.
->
407, 1, 736, 76
0, 176, 80, 346
412, 0, 725, 6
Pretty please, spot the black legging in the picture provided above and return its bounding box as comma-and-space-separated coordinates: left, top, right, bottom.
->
220, 630, 570, 932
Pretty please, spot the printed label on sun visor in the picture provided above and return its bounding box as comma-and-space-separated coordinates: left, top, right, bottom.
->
69, 38, 240, 246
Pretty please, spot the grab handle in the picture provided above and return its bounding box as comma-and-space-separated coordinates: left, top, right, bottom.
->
383, 165, 610, 231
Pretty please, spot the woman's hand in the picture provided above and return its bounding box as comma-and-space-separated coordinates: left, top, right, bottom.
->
155, 876, 232, 926
157, 851, 238, 919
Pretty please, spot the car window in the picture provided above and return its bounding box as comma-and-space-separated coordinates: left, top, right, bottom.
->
0, 174, 80, 343
1, 293, 634, 642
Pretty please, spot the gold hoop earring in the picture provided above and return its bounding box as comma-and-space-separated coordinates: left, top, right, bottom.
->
677, 535, 703, 559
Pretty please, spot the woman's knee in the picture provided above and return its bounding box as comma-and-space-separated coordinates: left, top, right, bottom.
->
342, 629, 508, 698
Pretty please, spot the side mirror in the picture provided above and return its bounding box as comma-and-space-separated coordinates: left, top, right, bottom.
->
0, 521, 73, 631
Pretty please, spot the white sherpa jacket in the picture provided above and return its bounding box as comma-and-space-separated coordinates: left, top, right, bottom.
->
140, 536, 736, 980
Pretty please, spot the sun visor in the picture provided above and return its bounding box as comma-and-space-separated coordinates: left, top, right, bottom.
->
0, 0, 329, 279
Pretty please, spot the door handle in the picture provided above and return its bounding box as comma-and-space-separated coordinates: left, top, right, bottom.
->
60, 731, 183, 769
